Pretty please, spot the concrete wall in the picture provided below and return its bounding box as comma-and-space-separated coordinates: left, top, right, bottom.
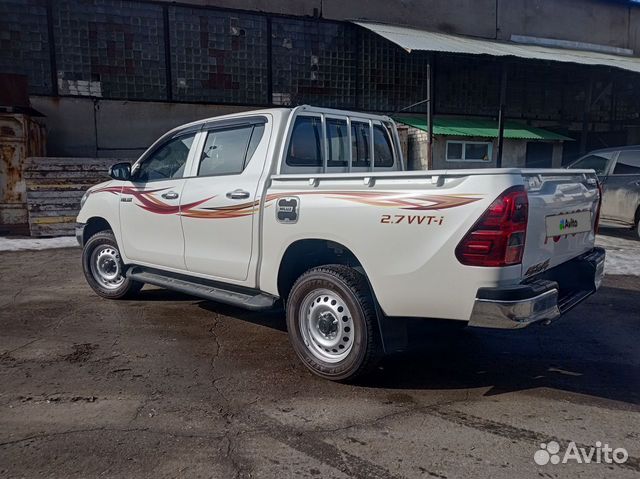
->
497, 0, 632, 49
30, 96, 252, 158
151, 0, 640, 52
323, 0, 497, 38
29, 95, 571, 164
406, 128, 429, 170
152, 0, 321, 17
630, 7, 640, 54
502, 140, 527, 169
552, 143, 563, 168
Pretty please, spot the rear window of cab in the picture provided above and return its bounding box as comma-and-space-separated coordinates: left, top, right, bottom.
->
284, 115, 399, 173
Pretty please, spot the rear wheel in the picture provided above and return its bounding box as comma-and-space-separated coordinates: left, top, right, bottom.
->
82, 230, 143, 299
286, 265, 380, 381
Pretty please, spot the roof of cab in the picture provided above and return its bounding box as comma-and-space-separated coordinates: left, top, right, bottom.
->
172, 107, 291, 132
588, 145, 640, 154
171, 105, 394, 134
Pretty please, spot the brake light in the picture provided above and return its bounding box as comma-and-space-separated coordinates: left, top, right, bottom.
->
594, 181, 603, 234
455, 185, 528, 267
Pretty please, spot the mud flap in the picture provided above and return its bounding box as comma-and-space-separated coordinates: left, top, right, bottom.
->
355, 266, 409, 354
373, 302, 410, 354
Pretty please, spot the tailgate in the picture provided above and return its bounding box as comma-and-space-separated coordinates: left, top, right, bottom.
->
521, 170, 600, 278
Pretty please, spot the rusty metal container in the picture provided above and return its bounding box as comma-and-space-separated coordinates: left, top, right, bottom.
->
0, 113, 46, 229
0, 74, 47, 232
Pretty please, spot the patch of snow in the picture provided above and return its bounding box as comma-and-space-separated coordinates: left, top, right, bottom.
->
596, 233, 640, 276
0, 236, 78, 252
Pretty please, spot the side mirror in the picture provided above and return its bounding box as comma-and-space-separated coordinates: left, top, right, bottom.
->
108, 162, 131, 181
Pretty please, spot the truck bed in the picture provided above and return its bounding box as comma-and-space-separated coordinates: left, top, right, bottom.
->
261, 167, 600, 321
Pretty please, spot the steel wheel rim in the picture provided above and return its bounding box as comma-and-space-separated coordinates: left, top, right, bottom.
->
299, 288, 354, 363
90, 245, 125, 290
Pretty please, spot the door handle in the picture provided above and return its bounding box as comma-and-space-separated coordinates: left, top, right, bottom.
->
161, 191, 179, 200
226, 189, 250, 200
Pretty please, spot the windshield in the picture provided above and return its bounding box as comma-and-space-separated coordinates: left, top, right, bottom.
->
568, 152, 615, 175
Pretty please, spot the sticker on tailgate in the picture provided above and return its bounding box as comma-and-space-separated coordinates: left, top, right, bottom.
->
545, 211, 592, 237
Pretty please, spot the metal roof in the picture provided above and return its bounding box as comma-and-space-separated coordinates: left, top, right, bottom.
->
395, 116, 574, 141
354, 21, 640, 74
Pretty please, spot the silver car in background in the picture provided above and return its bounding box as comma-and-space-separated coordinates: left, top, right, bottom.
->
568, 146, 640, 239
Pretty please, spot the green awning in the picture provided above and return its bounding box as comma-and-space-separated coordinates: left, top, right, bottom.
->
394, 116, 573, 141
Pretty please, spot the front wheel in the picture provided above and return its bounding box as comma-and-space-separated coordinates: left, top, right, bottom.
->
82, 230, 143, 299
286, 265, 380, 381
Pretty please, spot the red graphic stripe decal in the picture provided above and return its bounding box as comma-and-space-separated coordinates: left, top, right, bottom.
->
289, 191, 482, 210
92, 186, 481, 218
93, 185, 214, 215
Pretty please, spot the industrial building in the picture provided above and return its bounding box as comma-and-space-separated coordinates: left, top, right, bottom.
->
2, 0, 640, 232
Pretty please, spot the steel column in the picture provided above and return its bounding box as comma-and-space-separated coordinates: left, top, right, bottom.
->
496, 62, 508, 168
426, 53, 434, 170
580, 73, 594, 155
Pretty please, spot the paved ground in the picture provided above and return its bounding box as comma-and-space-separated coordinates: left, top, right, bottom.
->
1, 246, 639, 479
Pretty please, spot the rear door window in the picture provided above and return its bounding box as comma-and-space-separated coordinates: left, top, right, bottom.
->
373, 124, 394, 168
351, 121, 371, 169
286, 116, 322, 168
326, 118, 349, 169
613, 150, 640, 175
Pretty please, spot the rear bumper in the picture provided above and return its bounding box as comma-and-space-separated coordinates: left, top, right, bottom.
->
468, 247, 605, 329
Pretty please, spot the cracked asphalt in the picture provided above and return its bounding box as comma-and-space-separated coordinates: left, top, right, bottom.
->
1, 247, 639, 478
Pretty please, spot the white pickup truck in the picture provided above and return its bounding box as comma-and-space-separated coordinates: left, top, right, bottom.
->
77, 105, 605, 381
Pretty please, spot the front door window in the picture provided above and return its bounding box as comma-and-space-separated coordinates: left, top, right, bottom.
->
134, 134, 195, 182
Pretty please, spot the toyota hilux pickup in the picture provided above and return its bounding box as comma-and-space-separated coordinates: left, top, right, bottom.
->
77, 105, 605, 381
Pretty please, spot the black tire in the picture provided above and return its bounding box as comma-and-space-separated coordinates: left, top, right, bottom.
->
286, 264, 381, 382
82, 230, 143, 299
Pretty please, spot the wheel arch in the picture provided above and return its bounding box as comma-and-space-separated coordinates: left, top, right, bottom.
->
276, 238, 365, 303
83, 217, 114, 245
277, 239, 408, 356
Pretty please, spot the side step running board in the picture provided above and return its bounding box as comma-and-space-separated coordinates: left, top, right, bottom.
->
127, 267, 277, 311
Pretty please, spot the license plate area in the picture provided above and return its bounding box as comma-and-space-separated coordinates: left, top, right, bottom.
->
545, 211, 592, 237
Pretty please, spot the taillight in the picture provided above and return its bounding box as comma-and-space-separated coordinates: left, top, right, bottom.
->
455, 185, 528, 267
594, 181, 603, 234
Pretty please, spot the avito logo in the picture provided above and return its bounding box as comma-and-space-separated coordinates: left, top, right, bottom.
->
534, 440, 628, 466
559, 218, 579, 231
